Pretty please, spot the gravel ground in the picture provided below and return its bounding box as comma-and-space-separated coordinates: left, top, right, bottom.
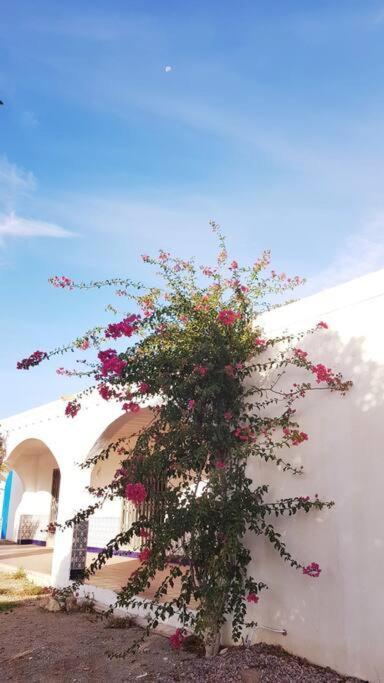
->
0, 599, 367, 682
169, 642, 367, 682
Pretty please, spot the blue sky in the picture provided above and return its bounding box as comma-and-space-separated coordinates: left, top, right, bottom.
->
1, 0, 384, 417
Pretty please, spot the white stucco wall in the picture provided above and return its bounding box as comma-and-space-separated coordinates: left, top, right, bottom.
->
1, 397, 157, 584
1, 269, 384, 680
242, 268, 384, 682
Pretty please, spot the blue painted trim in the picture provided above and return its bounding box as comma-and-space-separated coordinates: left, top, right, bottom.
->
87, 546, 140, 558
1, 471, 13, 539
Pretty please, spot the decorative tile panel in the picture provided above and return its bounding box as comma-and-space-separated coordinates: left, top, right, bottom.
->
69, 520, 89, 580
17, 515, 49, 543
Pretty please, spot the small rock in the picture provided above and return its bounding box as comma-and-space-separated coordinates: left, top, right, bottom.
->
44, 597, 61, 612
219, 647, 228, 655
240, 669, 262, 683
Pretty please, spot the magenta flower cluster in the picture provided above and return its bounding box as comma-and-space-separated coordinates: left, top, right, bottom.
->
124, 482, 147, 506
105, 314, 139, 339
17, 350, 47, 370
97, 349, 127, 377
65, 400, 81, 418
303, 562, 321, 578
50, 275, 74, 289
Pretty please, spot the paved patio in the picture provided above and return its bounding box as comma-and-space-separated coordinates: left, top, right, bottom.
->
0, 542, 53, 583
0, 543, 191, 603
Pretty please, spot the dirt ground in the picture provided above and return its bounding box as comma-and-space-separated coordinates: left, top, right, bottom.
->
0, 573, 366, 683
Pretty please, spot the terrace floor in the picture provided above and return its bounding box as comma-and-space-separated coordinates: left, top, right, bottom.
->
0, 543, 190, 603
0, 542, 53, 583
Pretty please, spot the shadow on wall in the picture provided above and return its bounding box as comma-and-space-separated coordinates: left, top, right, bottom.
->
245, 330, 384, 681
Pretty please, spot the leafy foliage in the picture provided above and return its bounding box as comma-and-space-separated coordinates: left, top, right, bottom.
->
19, 223, 352, 655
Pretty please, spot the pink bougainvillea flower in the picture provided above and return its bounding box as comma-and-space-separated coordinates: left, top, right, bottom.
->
158, 249, 170, 262
98, 349, 127, 377
224, 411, 233, 421
141, 254, 150, 262
201, 266, 217, 277
298, 496, 310, 503
194, 295, 211, 313
294, 348, 308, 361
105, 314, 139, 339
247, 593, 259, 604
283, 428, 308, 446
80, 338, 90, 350
312, 364, 333, 384
17, 350, 48, 371
254, 338, 266, 347
194, 365, 208, 376
226, 278, 241, 289
215, 460, 225, 469
141, 296, 155, 310
138, 382, 150, 394
125, 482, 147, 506
217, 309, 241, 326
234, 426, 256, 442
194, 303, 211, 313
65, 400, 81, 418
98, 384, 113, 401
139, 528, 151, 538
56, 367, 74, 376
229, 260, 238, 270
317, 321, 329, 329
303, 562, 321, 578
187, 399, 196, 411
49, 275, 74, 289
169, 629, 185, 650
122, 401, 140, 413
138, 547, 151, 562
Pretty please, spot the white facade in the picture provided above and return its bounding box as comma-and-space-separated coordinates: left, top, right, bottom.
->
1, 269, 384, 681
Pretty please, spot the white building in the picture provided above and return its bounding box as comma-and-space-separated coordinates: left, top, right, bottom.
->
1, 269, 384, 682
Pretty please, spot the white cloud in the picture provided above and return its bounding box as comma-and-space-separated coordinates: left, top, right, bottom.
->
307, 214, 384, 293
164, 65, 173, 73
0, 156, 35, 206
0, 156, 74, 244
0, 212, 74, 239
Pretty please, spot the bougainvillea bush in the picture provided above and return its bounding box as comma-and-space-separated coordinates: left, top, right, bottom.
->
18, 224, 351, 656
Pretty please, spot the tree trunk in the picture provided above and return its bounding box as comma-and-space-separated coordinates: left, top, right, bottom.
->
204, 629, 221, 657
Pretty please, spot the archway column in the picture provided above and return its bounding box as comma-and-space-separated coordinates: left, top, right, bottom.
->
50, 465, 92, 587
69, 519, 89, 580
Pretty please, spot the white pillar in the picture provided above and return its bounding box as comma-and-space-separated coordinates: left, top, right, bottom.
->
51, 466, 91, 587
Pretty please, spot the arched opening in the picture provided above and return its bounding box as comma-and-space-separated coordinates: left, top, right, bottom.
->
5, 438, 61, 548
87, 408, 155, 555
78, 408, 190, 605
